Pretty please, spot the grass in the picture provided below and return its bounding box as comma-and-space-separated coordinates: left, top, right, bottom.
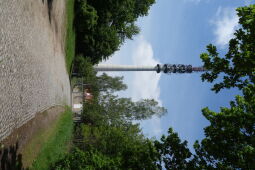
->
21, 111, 57, 167
65, 0, 75, 75
27, 107, 73, 170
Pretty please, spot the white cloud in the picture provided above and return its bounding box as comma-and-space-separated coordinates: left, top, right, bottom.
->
131, 36, 163, 137
131, 37, 162, 104
212, 7, 239, 48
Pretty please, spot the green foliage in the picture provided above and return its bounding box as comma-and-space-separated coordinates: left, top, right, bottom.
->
74, 0, 155, 63
72, 57, 128, 99
77, 86, 165, 169
197, 5, 255, 169
155, 91, 255, 169
154, 128, 195, 170
72, 55, 96, 82
82, 101, 104, 126
96, 73, 127, 93
97, 93, 167, 125
193, 84, 255, 169
133, 99, 167, 120
31, 107, 73, 170
79, 124, 158, 170
90, 26, 121, 63
118, 23, 140, 42
53, 111, 160, 169
75, 0, 98, 32
52, 147, 120, 170
71, 55, 101, 100
201, 5, 255, 93
65, 0, 75, 75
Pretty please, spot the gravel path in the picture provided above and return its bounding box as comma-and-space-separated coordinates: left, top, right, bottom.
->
0, 0, 70, 141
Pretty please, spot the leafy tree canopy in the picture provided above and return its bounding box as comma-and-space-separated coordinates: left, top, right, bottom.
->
193, 84, 255, 169
96, 73, 127, 93
74, 0, 155, 63
98, 93, 167, 124
200, 5, 255, 93
154, 128, 195, 170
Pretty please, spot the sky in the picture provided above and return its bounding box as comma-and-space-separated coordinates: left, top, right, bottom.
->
100, 0, 254, 149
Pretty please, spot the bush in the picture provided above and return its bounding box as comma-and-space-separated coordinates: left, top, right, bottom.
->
72, 55, 95, 80
51, 148, 121, 170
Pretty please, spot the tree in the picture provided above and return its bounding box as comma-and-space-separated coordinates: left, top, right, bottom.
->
74, 0, 155, 63
154, 128, 196, 170
200, 5, 255, 93
193, 5, 255, 169
196, 5, 255, 169
53, 124, 159, 170
193, 84, 255, 169
96, 73, 127, 93
76, 66, 166, 169
72, 55, 96, 80
87, 0, 155, 27
75, 0, 98, 33
118, 23, 140, 42
82, 92, 167, 127
90, 25, 121, 63
51, 147, 121, 170
98, 93, 167, 125
80, 124, 159, 170
154, 87, 255, 169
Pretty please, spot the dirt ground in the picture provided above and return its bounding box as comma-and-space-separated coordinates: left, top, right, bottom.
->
0, 0, 71, 141
0, 106, 65, 149
0, 106, 66, 168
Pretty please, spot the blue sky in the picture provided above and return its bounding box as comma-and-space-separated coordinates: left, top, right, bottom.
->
100, 0, 254, 149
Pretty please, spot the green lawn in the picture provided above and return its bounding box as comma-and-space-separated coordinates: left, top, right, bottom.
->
29, 106, 73, 170
65, 0, 75, 75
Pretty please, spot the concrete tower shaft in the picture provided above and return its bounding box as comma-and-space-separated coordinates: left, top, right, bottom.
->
93, 64, 206, 74
93, 64, 159, 72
